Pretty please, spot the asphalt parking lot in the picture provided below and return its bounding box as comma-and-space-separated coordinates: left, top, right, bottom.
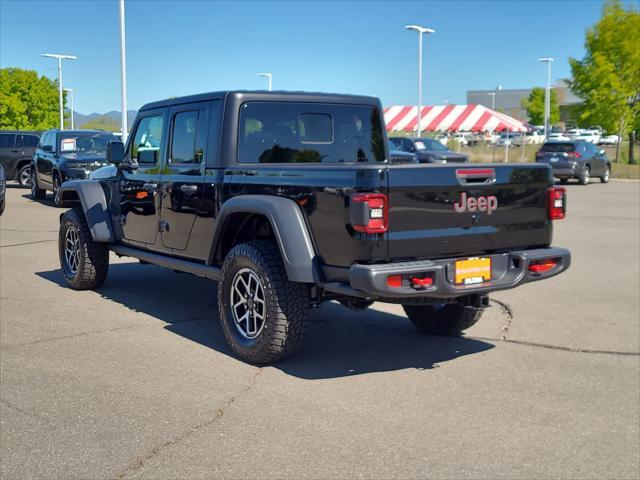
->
1, 180, 639, 479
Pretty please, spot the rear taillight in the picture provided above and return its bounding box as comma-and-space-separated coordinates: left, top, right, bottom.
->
568, 151, 581, 158
351, 193, 388, 234
548, 187, 566, 220
528, 259, 558, 274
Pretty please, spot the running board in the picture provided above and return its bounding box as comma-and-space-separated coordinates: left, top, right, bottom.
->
109, 245, 220, 280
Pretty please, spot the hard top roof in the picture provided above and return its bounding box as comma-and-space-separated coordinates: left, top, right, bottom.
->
140, 90, 380, 112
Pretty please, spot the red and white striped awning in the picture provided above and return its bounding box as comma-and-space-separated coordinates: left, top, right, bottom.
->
384, 104, 527, 133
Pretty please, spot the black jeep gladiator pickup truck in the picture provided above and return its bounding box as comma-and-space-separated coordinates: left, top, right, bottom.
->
57, 91, 571, 364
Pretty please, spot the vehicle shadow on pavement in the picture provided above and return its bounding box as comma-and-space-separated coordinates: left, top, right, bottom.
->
37, 262, 494, 380
20, 193, 63, 208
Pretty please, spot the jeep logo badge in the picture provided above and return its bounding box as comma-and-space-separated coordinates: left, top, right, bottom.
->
454, 192, 498, 215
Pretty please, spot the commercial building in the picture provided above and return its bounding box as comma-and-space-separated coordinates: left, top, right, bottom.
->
466, 80, 582, 124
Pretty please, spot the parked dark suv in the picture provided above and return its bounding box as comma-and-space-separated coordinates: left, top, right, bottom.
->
30, 129, 120, 205
389, 137, 469, 163
535, 140, 610, 185
0, 130, 41, 187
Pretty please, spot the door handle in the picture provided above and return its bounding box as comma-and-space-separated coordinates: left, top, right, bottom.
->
143, 182, 158, 191
179, 184, 198, 195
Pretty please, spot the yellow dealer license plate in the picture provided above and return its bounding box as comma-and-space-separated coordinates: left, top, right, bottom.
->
454, 257, 491, 285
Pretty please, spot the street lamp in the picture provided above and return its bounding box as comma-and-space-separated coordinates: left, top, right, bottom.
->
405, 24, 435, 138
537, 57, 554, 140
63, 88, 74, 129
488, 85, 502, 161
258, 73, 273, 91
42, 53, 77, 130
119, 0, 129, 142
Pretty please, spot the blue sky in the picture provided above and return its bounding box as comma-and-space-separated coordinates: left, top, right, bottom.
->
0, 0, 615, 114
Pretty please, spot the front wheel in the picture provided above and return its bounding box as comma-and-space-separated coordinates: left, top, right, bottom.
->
30, 168, 46, 200
59, 208, 109, 290
53, 173, 63, 206
403, 303, 484, 335
600, 165, 610, 183
217, 241, 310, 364
17, 164, 32, 188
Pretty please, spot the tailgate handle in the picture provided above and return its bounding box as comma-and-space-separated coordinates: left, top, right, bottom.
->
456, 168, 496, 185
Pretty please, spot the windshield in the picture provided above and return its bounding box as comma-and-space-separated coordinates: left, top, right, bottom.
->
59, 133, 118, 156
418, 138, 448, 151
388, 138, 402, 150
540, 142, 575, 153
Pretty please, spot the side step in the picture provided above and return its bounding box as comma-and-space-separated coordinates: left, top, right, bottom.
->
109, 245, 220, 280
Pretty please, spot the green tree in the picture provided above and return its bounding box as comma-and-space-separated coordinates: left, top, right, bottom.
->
0, 68, 64, 130
569, 0, 640, 163
521, 87, 560, 125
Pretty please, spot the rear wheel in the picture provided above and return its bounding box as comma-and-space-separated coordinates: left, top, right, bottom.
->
403, 303, 484, 335
17, 164, 32, 188
30, 168, 46, 200
600, 165, 610, 183
559, 178, 569, 185
578, 166, 591, 185
218, 241, 310, 364
59, 208, 109, 290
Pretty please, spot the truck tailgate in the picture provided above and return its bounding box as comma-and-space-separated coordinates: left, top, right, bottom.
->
386, 164, 553, 260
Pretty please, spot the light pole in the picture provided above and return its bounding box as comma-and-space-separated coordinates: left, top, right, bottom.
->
119, 0, 129, 142
538, 57, 554, 140
258, 73, 272, 91
42, 53, 77, 130
488, 85, 502, 161
405, 24, 435, 138
63, 88, 74, 129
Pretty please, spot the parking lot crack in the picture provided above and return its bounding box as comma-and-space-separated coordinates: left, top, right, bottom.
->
115, 368, 263, 479
490, 299, 514, 340
0, 398, 48, 422
0, 239, 57, 248
501, 338, 640, 356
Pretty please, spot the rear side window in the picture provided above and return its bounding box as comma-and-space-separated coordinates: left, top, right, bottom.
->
170, 110, 206, 164
540, 142, 575, 153
131, 115, 164, 164
20, 135, 40, 148
238, 102, 386, 164
0, 134, 16, 148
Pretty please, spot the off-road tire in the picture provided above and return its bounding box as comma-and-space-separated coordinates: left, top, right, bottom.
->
218, 240, 310, 364
30, 168, 46, 200
600, 165, 610, 183
59, 208, 109, 290
578, 166, 591, 185
403, 303, 484, 335
17, 164, 31, 188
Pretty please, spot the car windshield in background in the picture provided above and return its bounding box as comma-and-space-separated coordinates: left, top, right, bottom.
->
59, 133, 118, 156
238, 102, 386, 164
420, 138, 448, 151
540, 142, 575, 153
388, 138, 402, 150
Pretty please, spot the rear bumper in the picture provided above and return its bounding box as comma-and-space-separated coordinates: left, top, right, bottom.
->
323, 247, 571, 300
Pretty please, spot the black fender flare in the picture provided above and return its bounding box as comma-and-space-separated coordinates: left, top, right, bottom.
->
211, 195, 320, 283
58, 180, 113, 242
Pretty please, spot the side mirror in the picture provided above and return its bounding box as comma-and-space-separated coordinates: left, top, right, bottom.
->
599, 149, 605, 156
42, 145, 53, 152
106, 141, 125, 164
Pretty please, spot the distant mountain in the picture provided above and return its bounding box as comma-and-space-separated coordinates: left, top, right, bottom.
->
74, 110, 138, 131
